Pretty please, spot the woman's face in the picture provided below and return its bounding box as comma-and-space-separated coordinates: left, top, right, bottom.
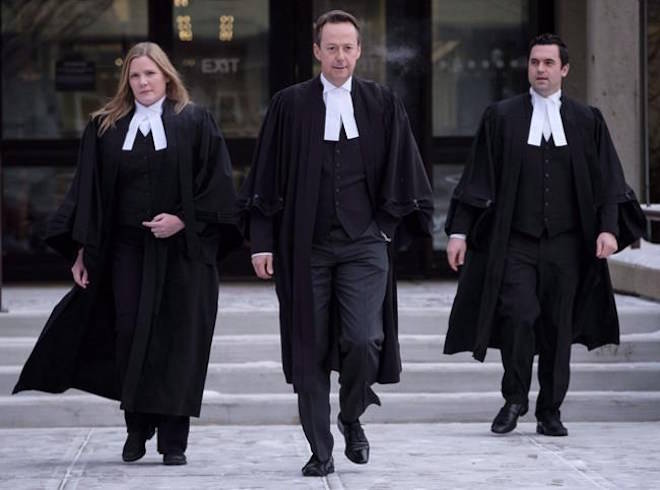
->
128, 55, 168, 106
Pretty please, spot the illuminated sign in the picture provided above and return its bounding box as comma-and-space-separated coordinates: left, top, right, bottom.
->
219, 15, 234, 42
176, 15, 193, 41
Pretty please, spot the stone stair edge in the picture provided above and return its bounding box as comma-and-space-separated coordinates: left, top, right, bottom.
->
3, 361, 660, 374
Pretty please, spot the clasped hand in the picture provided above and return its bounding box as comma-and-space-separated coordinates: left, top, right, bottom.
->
142, 213, 185, 239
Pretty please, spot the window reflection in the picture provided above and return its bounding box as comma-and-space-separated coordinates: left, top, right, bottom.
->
432, 0, 530, 136
3, 166, 74, 254
171, 0, 269, 139
1, 0, 148, 139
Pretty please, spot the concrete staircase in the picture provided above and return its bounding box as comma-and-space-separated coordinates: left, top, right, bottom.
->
1, 283, 660, 427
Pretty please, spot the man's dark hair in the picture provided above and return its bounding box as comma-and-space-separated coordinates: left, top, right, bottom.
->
313, 10, 361, 46
529, 33, 570, 66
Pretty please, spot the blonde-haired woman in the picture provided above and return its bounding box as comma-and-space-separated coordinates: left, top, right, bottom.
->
14, 42, 240, 465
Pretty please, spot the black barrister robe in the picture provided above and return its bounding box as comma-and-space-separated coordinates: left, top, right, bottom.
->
238, 76, 433, 392
13, 101, 241, 417
444, 94, 646, 361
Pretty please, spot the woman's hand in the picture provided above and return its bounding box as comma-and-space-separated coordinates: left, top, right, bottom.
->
71, 248, 89, 288
142, 213, 185, 239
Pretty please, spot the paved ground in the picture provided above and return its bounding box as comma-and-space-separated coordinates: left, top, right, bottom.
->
1, 422, 659, 489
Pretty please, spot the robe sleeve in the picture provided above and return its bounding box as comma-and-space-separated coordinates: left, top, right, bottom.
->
189, 108, 238, 226
444, 105, 497, 236
44, 119, 101, 262
378, 94, 434, 238
237, 92, 290, 243
591, 107, 646, 248
186, 107, 242, 260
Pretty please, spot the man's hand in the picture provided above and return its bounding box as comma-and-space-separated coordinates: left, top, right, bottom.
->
142, 213, 185, 239
252, 254, 274, 279
596, 232, 618, 259
71, 247, 89, 288
446, 237, 467, 272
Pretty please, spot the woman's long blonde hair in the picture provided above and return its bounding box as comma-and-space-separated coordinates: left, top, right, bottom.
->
92, 42, 190, 135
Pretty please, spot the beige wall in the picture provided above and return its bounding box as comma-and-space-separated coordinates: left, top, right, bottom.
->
556, 0, 642, 195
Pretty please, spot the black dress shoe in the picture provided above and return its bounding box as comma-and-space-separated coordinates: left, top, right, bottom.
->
122, 428, 155, 462
337, 414, 369, 464
537, 417, 568, 436
163, 453, 187, 465
491, 402, 528, 434
301, 455, 334, 477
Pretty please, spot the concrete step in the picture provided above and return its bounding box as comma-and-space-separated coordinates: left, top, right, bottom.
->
2, 301, 659, 337
4, 362, 660, 395
4, 331, 660, 366
188, 361, 660, 394
2, 391, 659, 427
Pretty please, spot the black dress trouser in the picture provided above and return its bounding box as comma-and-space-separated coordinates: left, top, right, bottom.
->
496, 230, 581, 420
298, 223, 389, 462
111, 226, 189, 455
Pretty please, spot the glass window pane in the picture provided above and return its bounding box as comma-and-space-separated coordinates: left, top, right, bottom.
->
312, 1, 387, 84
1, 0, 148, 139
432, 0, 530, 136
3, 166, 74, 255
171, 0, 270, 139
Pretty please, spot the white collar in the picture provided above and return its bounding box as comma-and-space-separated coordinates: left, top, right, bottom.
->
320, 73, 352, 94
530, 87, 562, 107
527, 87, 567, 147
320, 74, 359, 141
135, 96, 166, 117
122, 96, 168, 151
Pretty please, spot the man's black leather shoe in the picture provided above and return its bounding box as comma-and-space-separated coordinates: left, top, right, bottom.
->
537, 417, 568, 436
301, 455, 334, 477
337, 414, 369, 464
122, 428, 155, 462
163, 453, 187, 465
491, 402, 528, 434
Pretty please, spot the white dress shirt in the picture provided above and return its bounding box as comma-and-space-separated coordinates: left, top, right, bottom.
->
527, 87, 567, 147
320, 73, 359, 141
122, 96, 168, 151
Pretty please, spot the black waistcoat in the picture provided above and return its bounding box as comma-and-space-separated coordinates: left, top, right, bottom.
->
115, 132, 166, 228
313, 127, 373, 241
512, 136, 579, 238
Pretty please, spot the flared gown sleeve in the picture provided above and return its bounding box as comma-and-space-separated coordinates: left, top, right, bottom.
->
44, 119, 103, 262
444, 105, 498, 237
378, 94, 434, 239
591, 107, 646, 249
236, 92, 291, 240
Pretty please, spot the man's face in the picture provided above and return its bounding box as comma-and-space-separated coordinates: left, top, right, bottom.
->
528, 44, 569, 97
313, 22, 361, 87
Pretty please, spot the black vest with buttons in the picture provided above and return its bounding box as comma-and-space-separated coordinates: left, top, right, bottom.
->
512, 136, 579, 238
115, 132, 165, 228
313, 128, 373, 241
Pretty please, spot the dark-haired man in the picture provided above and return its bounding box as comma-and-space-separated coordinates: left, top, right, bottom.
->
239, 10, 432, 476
444, 34, 645, 436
